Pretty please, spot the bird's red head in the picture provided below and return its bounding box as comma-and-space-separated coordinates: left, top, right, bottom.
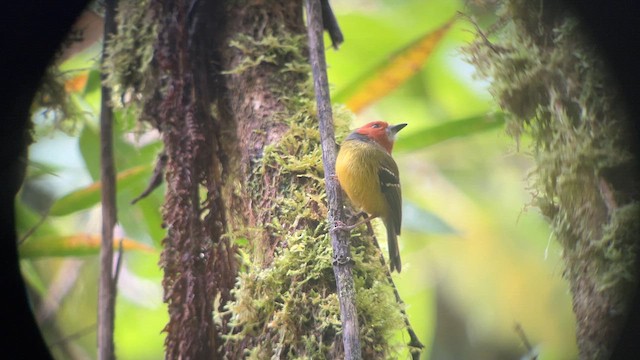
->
354, 121, 407, 153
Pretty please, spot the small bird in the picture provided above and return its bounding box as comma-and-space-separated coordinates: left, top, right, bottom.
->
335, 121, 407, 272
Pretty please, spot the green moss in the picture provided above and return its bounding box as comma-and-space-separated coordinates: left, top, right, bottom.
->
96, 0, 404, 356
222, 27, 405, 358
31, 0, 156, 135
465, 3, 637, 355
224, 34, 308, 75
465, 0, 635, 267
30, 67, 84, 134
103, 0, 157, 107
594, 204, 640, 292
225, 101, 403, 356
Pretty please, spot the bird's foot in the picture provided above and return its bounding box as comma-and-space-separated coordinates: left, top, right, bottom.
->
331, 220, 357, 233
348, 211, 368, 223
330, 213, 377, 233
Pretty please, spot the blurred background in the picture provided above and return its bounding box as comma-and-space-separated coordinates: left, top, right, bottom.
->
18, 0, 578, 359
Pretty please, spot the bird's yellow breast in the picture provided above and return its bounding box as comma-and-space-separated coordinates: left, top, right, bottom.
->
335, 140, 388, 217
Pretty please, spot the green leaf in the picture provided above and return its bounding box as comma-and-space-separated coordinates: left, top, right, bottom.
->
79, 121, 159, 181
131, 186, 165, 246
15, 201, 58, 237
49, 165, 151, 216
395, 112, 505, 152
19, 261, 49, 296
19, 233, 156, 258
402, 202, 457, 235
79, 123, 101, 180
25, 160, 62, 180
116, 182, 165, 247
58, 41, 101, 73
84, 69, 102, 96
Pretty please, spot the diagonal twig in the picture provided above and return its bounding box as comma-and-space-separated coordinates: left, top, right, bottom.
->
515, 322, 538, 360
18, 209, 50, 245
131, 151, 166, 205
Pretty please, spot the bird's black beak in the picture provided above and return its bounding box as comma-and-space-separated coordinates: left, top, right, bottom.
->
389, 123, 408, 135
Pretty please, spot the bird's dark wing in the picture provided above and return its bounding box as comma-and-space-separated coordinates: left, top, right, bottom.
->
378, 155, 402, 235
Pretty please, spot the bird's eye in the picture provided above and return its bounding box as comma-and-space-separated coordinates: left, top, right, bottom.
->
371, 123, 381, 129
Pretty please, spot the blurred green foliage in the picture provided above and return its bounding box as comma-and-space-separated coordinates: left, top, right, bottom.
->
18, 0, 577, 359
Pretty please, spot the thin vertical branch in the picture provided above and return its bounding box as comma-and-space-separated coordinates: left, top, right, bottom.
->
305, 0, 362, 359
98, 0, 118, 359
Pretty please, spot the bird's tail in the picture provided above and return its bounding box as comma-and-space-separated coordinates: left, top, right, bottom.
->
385, 221, 402, 273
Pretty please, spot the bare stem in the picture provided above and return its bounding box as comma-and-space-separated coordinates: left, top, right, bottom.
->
98, 0, 118, 358
305, 1, 362, 358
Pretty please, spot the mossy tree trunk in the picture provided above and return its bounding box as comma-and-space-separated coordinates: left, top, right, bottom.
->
215, 1, 404, 358
148, 0, 237, 357
106, 0, 405, 358
466, 1, 640, 359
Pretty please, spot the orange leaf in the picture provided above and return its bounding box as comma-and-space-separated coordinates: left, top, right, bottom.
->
19, 233, 156, 258
64, 72, 89, 93
344, 17, 456, 113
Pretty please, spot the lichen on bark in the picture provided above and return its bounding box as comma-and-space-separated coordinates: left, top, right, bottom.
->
218, 2, 405, 358
104, 0, 238, 357
464, 1, 639, 358
102, 0, 157, 106
103, 0, 407, 357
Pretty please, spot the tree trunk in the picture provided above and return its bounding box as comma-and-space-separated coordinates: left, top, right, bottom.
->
148, 0, 238, 357
106, 0, 406, 358
215, 0, 407, 356
465, 1, 640, 359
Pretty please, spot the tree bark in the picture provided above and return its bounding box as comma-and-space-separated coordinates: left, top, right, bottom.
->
305, 0, 362, 358
97, 1, 117, 358
149, 0, 237, 358
465, 1, 640, 358
215, 0, 403, 358
107, 0, 405, 358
